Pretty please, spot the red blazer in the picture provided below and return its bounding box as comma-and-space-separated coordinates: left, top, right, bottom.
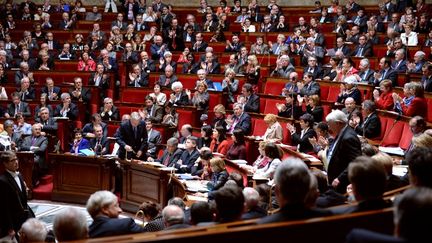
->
209, 139, 231, 156
375, 92, 394, 111
402, 97, 427, 117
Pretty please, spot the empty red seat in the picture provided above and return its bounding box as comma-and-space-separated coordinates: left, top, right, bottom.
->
399, 122, 413, 150
380, 119, 405, 147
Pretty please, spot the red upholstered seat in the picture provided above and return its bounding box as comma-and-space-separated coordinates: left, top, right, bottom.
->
380, 119, 405, 147
320, 85, 330, 101
399, 123, 413, 150
327, 86, 340, 102
251, 119, 267, 137
107, 124, 119, 137
263, 99, 281, 115
120, 89, 150, 103
427, 98, 432, 122
263, 79, 285, 96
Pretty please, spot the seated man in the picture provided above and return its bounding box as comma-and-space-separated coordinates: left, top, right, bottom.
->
19, 218, 49, 243
82, 113, 108, 139
226, 103, 252, 135
53, 207, 88, 241
35, 107, 58, 136
140, 96, 164, 124
258, 158, 332, 224
16, 77, 36, 101
271, 55, 294, 78
157, 65, 178, 88
41, 77, 61, 101
175, 136, 199, 173
352, 100, 381, 139
87, 190, 144, 238
332, 156, 391, 214
149, 137, 182, 167
89, 124, 109, 156
145, 119, 162, 159
162, 205, 190, 230
240, 83, 260, 113
100, 97, 120, 122
69, 77, 91, 103
5, 92, 31, 118
55, 93, 79, 120
19, 123, 48, 186
196, 69, 214, 90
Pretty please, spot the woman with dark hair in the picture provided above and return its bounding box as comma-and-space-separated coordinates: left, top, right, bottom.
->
286, 113, 317, 153
226, 129, 247, 160
276, 92, 302, 120
210, 126, 230, 155
254, 142, 282, 180
138, 201, 164, 232
70, 128, 90, 154
334, 57, 358, 82
34, 93, 53, 119
192, 149, 213, 178
161, 103, 178, 128
198, 125, 213, 148
182, 52, 196, 74
322, 57, 340, 81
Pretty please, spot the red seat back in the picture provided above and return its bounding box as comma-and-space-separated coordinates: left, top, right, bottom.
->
380, 120, 405, 147
399, 122, 413, 150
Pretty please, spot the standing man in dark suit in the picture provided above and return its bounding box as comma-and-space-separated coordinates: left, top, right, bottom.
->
89, 124, 109, 156
5, 92, 31, 118
227, 103, 252, 135
353, 100, 381, 139
326, 110, 362, 193
87, 190, 145, 238
241, 83, 260, 113
149, 137, 183, 167
115, 112, 148, 160
145, 120, 162, 159
18, 124, 48, 186
0, 151, 35, 241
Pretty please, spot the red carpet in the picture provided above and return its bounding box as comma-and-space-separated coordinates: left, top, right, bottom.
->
32, 174, 53, 200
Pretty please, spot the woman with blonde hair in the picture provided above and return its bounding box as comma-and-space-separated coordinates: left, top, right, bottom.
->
260, 114, 283, 142
307, 94, 324, 123
245, 54, 261, 86
222, 68, 239, 105
241, 141, 271, 174
207, 157, 229, 191
412, 133, 432, 148
212, 104, 227, 128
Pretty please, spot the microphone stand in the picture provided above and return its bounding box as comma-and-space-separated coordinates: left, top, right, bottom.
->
378, 112, 401, 147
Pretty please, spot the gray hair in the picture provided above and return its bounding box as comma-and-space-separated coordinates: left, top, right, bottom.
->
162, 205, 185, 226
171, 81, 183, 91
86, 190, 118, 218
20, 218, 48, 242
274, 158, 312, 204
60, 93, 70, 100
167, 137, 179, 147
326, 109, 348, 124
414, 51, 425, 58
360, 58, 370, 67
53, 207, 88, 241
243, 187, 260, 208
130, 111, 141, 121
103, 97, 113, 103
233, 103, 243, 110
165, 65, 173, 72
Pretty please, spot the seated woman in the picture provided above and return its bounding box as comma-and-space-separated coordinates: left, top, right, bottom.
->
209, 126, 231, 156
287, 113, 317, 154
168, 81, 190, 106
198, 125, 213, 149
336, 75, 362, 105
254, 143, 282, 180
373, 79, 394, 111
226, 129, 247, 160
77, 52, 96, 71
149, 84, 167, 106
138, 201, 164, 232
70, 128, 90, 155
393, 81, 427, 118
127, 63, 149, 87
322, 57, 340, 81
212, 104, 227, 128
222, 68, 239, 105
161, 103, 179, 128
181, 52, 196, 74
276, 92, 302, 120
308, 122, 334, 169
306, 94, 324, 123
191, 149, 213, 178
241, 141, 271, 174
245, 55, 261, 86
177, 47, 190, 64
259, 114, 283, 142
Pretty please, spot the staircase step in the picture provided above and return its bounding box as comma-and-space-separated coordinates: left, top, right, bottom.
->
32, 183, 53, 201
40, 174, 53, 185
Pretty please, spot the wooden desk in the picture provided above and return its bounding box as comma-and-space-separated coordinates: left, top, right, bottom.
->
0, 151, 35, 198
50, 153, 114, 204
119, 160, 185, 213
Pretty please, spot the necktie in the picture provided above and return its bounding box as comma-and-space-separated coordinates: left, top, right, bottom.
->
363, 70, 368, 81
354, 16, 360, 25
31, 137, 36, 146
357, 47, 363, 57
163, 153, 170, 166
15, 104, 19, 116
133, 127, 138, 138
381, 70, 387, 81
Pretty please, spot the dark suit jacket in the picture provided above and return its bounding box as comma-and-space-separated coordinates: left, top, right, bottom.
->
169, 91, 190, 106
0, 172, 34, 237
7, 102, 31, 117
158, 75, 178, 88
192, 41, 208, 52
303, 66, 322, 80
233, 112, 252, 135
358, 69, 375, 84
89, 216, 145, 238
89, 136, 110, 155
351, 45, 373, 57
69, 87, 91, 103
300, 81, 321, 97
333, 45, 351, 57
146, 105, 164, 124
327, 126, 362, 193
41, 86, 61, 100
55, 103, 79, 120
374, 68, 397, 87
355, 112, 381, 139
36, 117, 58, 135
116, 120, 148, 160
100, 106, 120, 121
16, 87, 36, 101
258, 204, 332, 224
392, 60, 407, 73
346, 228, 405, 243
291, 128, 317, 153
331, 198, 392, 215
89, 73, 110, 90
176, 149, 200, 173
422, 75, 432, 92
244, 94, 260, 113
82, 122, 108, 138
19, 135, 48, 166
147, 129, 162, 158
156, 148, 183, 167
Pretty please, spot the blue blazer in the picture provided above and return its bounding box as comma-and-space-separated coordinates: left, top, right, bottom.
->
70, 138, 91, 153
89, 216, 145, 238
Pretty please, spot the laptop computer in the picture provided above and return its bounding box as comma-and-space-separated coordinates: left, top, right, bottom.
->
213, 82, 223, 91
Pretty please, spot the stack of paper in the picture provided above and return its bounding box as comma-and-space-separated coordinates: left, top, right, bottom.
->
379, 146, 405, 156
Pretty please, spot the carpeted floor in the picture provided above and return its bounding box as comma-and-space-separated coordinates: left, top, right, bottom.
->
29, 200, 142, 230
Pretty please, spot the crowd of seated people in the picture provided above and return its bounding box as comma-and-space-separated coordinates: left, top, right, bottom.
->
2, 0, 432, 241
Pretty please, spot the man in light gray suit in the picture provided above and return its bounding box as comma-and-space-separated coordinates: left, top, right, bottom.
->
146, 120, 162, 159
19, 123, 48, 186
